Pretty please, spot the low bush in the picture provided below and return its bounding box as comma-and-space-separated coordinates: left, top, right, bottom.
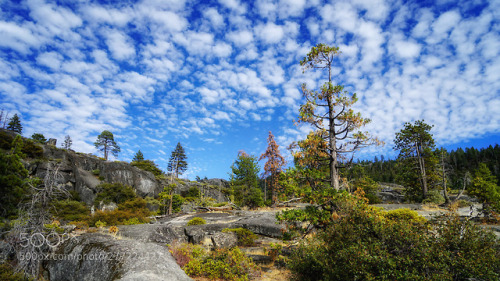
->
131, 160, 163, 177
284, 193, 500, 281
94, 183, 137, 206
422, 189, 445, 205
222, 228, 257, 247
88, 208, 149, 227
187, 217, 206, 226
52, 199, 90, 222
0, 131, 14, 150
122, 217, 141, 225
21, 139, 44, 159
181, 186, 200, 198
69, 221, 89, 230
95, 220, 106, 228
383, 208, 427, 224
0, 262, 28, 281
169, 243, 260, 281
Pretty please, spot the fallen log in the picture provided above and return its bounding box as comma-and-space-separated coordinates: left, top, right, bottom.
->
276, 198, 303, 207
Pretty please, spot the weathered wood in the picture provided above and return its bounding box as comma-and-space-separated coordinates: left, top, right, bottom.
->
276, 198, 303, 206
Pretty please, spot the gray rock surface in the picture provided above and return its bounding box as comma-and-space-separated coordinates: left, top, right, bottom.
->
19, 140, 228, 205
44, 233, 191, 281
211, 232, 238, 249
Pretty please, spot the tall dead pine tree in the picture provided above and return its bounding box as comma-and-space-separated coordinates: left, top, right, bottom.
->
259, 131, 286, 206
297, 43, 380, 190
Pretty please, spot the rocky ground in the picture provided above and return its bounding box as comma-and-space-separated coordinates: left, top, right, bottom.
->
39, 202, 500, 280
44, 210, 287, 281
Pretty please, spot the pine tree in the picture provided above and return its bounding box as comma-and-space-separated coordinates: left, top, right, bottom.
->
230, 151, 263, 208
296, 43, 379, 190
469, 163, 500, 213
0, 135, 29, 217
94, 130, 120, 160
7, 113, 22, 134
31, 133, 46, 144
63, 135, 72, 149
132, 150, 145, 162
167, 142, 187, 177
394, 120, 436, 199
259, 131, 286, 206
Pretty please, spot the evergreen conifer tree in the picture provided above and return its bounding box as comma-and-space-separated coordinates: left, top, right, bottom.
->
7, 113, 22, 134
167, 142, 187, 177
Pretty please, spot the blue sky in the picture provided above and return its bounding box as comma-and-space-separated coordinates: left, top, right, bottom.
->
1, 0, 499, 180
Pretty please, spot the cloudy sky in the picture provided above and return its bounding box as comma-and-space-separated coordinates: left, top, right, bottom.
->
1, 0, 499, 180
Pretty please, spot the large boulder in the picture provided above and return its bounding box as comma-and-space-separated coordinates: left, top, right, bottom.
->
25, 141, 228, 205
44, 233, 191, 281
211, 232, 238, 249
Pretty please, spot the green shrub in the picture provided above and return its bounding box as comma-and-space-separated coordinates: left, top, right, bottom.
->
44, 222, 64, 233
222, 228, 257, 247
158, 194, 185, 214
94, 183, 137, 206
422, 189, 445, 205
69, 190, 81, 201
88, 208, 150, 227
0, 262, 29, 281
131, 160, 163, 177
383, 208, 427, 224
21, 139, 43, 159
353, 176, 381, 204
265, 243, 283, 261
31, 133, 46, 144
122, 217, 142, 225
52, 199, 90, 221
0, 131, 14, 150
69, 221, 89, 230
181, 186, 200, 198
213, 202, 228, 207
187, 217, 206, 226
95, 220, 107, 228
169, 243, 260, 281
92, 169, 100, 176
285, 194, 500, 281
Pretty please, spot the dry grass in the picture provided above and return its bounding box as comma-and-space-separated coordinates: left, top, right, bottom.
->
258, 268, 292, 281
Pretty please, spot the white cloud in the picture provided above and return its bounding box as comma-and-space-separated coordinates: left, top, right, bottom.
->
199, 87, 227, 104
219, 0, 246, 13
0, 21, 40, 53
1, 0, 499, 179
104, 30, 136, 61
432, 10, 461, 36
227, 30, 254, 46
204, 8, 225, 28
213, 42, 233, 57
213, 111, 231, 121
278, 0, 306, 18
257, 22, 284, 44
82, 5, 130, 26
148, 10, 188, 33
393, 40, 421, 58
36, 51, 64, 70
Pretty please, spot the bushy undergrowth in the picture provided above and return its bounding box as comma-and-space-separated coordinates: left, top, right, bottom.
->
187, 217, 206, 226
382, 208, 427, 224
0, 262, 29, 281
51, 199, 90, 221
222, 228, 257, 246
283, 193, 500, 281
88, 205, 150, 227
422, 189, 446, 205
94, 183, 137, 206
169, 243, 260, 281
